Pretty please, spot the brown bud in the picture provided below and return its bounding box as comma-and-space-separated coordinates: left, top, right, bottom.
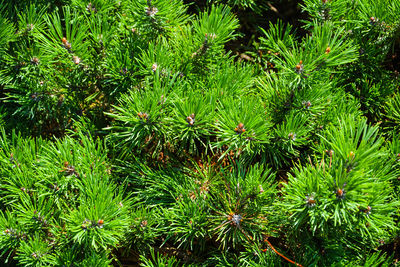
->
72, 56, 80, 64
151, 63, 158, 72
325, 46, 331, 54
337, 188, 343, 196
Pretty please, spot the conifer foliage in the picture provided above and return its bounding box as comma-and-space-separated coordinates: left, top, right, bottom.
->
0, 0, 399, 266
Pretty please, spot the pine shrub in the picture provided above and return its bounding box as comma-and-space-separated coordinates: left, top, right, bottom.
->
0, 0, 399, 266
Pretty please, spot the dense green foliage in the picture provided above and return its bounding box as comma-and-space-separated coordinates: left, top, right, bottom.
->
0, 0, 399, 266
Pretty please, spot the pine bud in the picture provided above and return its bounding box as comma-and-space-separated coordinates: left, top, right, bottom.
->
152, 63, 158, 72
325, 46, 331, 54
228, 213, 243, 228
145, 6, 159, 17
259, 184, 264, 193
138, 112, 149, 122
26, 23, 34, 31
336, 188, 345, 199
302, 100, 312, 109
81, 219, 90, 230
65, 42, 71, 50
72, 56, 81, 65
305, 195, 316, 207
235, 123, 246, 134
86, 2, 97, 13
365, 206, 372, 216
120, 67, 127, 75
186, 114, 195, 126
288, 132, 296, 141
30, 92, 39, 101
30, 57, 40, 65
295, 60, 304, 73
62, 37, 72, 50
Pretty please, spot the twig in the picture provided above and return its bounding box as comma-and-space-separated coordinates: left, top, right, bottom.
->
238, 227, 303, 267
264, 238, 304, 267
